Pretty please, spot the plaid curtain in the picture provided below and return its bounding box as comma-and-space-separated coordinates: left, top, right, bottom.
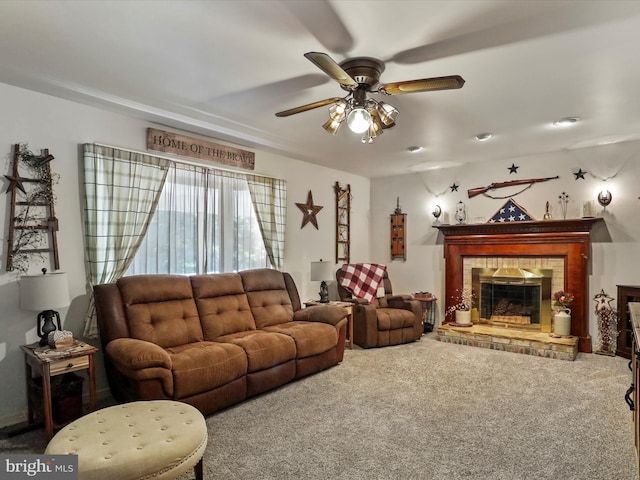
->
246, 175, 287, 269
82, 144, 169, 338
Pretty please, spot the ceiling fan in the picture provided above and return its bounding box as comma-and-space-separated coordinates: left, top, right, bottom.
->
275, 52, 465, 143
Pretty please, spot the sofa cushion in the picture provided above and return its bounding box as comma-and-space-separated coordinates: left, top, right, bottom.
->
191, 273, 256, 340
118, 275, 203, 348
165, 342, 247, 399
376, 308, 417, 331
240, 269, 294, 328
215, 331, 296, 372
263, 322, 337, 358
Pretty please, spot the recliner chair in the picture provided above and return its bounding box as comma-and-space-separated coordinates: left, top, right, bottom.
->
336, 268, 423, 348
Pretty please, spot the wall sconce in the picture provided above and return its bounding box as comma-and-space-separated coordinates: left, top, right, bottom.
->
432, 205, 442, 225
597, 190, 612, 207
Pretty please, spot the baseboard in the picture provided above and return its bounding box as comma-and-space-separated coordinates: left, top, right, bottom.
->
0, 387, 113, 430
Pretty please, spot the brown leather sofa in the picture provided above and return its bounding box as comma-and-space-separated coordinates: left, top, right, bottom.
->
336, 269, 423, 348
93, 268, 348, 416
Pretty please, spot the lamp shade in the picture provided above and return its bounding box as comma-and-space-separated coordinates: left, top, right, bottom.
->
310, 261, 334, 282
20, 272, 70, 312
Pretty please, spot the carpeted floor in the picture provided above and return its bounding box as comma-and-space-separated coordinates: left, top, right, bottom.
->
2, 334, 638, 479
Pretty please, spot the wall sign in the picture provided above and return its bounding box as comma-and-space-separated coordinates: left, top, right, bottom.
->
146, 128, 255, 170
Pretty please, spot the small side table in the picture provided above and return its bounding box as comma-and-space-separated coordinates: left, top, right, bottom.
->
305, 301, 354, 349
413, 293, 438, 333
21, 340, 98, 440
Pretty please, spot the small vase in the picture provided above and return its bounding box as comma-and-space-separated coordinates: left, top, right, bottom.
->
455, 310, 472, 326
553, 308, 572, 336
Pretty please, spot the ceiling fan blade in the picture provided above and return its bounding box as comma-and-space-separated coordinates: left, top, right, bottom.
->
282, 2, 353, 54
275, 97, 342, 117
379, 75, 465, 95
304, 52, 358, 89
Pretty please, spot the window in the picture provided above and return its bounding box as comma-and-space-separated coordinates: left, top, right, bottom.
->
127, 163, 268, 275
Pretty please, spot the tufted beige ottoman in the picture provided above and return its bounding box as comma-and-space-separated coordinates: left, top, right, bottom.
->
45, 400, 207, 480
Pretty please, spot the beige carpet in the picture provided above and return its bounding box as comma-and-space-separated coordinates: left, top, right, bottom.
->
3, 334, 637, 479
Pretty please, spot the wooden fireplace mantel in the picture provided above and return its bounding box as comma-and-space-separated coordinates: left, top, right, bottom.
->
435, 218, 604, 353
434, 217, 602, 237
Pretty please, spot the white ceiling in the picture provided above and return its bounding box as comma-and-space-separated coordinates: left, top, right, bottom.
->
2, 0, 640, 178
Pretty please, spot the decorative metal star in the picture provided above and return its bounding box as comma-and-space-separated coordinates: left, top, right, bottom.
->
594, 289, 614, 313
508, 163, 519, 174
574, 168, 587, 180
4, 174, 27, 194
295, 190, 323, 229
450, 183, 459, 192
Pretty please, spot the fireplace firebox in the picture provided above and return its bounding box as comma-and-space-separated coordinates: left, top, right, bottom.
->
473, 268, 552, 329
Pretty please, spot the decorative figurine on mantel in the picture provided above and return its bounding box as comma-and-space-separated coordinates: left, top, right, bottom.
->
454, 201, 467, 224
593, 289, 619, 356
543, 201, 552, 220
558, 191, 569, 219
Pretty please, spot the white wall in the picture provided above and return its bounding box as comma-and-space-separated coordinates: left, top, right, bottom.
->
0, 82, 370, 427
370, 141, 640, 336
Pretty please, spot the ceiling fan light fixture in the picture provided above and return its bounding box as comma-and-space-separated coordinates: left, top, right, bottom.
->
376, 101, 399, 126
369, 115, 383, 139
322, 117, 343, 135
369, 108, 384, 131
329, 99, 347, 119
347, 107, 372, 133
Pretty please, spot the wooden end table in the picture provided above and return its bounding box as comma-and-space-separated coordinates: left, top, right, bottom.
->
304, 301, 354, 349
21, 339, 98, 440
413, 293, 438, 333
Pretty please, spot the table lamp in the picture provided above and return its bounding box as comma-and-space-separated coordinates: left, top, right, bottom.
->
20, 268, 70, 346
310, 260, 334, 303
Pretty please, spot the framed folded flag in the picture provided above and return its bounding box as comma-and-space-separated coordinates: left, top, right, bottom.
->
488, 198, 534, 223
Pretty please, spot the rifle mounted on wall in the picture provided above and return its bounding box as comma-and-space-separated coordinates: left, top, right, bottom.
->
467, 176, 559, 198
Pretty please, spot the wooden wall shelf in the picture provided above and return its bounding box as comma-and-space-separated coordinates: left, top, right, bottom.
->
390, 213, 406, 260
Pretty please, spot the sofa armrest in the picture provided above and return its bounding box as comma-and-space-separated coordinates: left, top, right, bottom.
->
348, 297, 370, 305
387, 296, 418, 310
294, 305, 348, 326
387, 294, 413, 301
106, 338, 172, 371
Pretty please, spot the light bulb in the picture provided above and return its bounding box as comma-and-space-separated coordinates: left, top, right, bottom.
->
347, 107, 371, 133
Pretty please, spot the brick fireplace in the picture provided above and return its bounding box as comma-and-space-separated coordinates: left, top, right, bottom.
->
435, 218, 602, 354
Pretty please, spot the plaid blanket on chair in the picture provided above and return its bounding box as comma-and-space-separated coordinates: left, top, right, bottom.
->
339, 263, 387, 304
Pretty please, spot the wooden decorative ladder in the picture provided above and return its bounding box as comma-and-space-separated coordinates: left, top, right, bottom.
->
5, 143, 60, 272
334, 182, 351, 264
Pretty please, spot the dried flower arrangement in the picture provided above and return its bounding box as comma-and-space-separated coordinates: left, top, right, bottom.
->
445, 288, 475, 320
552, 290, 574, 309
593, 289, 619, 356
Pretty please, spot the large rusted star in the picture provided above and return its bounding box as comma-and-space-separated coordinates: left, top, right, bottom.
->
296, 190, 323, 229
4, 174, 27, 194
